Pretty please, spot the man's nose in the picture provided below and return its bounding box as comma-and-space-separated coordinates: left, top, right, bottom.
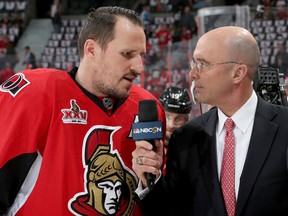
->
130, 56, 144, 74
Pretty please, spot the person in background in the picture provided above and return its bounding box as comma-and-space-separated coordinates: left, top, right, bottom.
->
0, 6, 166, 216
5, 38, 19, 69
275, 1, 288, 19
0, 62, 15, 84
22, 46, 37, 69
159, 86, 192, 146
132, 0, 149, 14
179, 6, 198, 38
132, 26, 288, 216
159, 86, 192, 174
274, 42, 288, 77
50, 0, 62, 33
140, 4, 153, 26
0, 34, 19, 70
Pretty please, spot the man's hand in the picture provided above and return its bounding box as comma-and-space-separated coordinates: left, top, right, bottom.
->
132, 139, 164, 188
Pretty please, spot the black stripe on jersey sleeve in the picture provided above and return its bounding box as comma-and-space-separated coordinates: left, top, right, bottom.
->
0, 152, 37, 214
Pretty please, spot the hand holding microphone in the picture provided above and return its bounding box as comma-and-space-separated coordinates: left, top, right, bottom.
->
132, 100, 163, 190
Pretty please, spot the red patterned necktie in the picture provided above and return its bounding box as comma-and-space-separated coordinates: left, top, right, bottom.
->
220, 118, 236, 216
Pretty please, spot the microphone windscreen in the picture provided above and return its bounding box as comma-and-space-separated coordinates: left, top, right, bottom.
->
139, 100, 158, 122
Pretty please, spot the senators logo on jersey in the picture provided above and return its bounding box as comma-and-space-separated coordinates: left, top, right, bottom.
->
69, 126, 137, 215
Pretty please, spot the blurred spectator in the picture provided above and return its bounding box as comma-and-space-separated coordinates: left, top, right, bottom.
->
182, 0, 195, 10
274, 0, 287, 6
0, 62, 15, 84
50, 0, 62, 33
260, 0, 276, 7
150, 0, 166, 13
0, 34, 18, 70
275, 2, 288, 19
144, 38, 159, 65
0, 11, 24, 45
180, 26, 192, 41
5, 37, 19, 68
0, 35, 10, 55
274, 42, 288, 77
132, 0, 149, 14
0, 12, 10, 27
22, 46, 37, 69
140, 4, 153, 26
169, 22, 181, 44
262, 5, 275, 19
179, 26, 192, 51
11, 12, 24, 41
169, 59, 189, 88
156, 23, 171, 50
11, 9, 25, 34
146, 70, 165, 98
179, 6, 198, 37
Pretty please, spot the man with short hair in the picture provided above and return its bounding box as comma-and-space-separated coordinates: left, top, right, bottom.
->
132, 26, 288, 216
22, 46, 37, 69
0, 6, 166, 216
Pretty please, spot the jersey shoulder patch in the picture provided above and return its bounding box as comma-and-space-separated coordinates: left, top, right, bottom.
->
0, 73, 30, 97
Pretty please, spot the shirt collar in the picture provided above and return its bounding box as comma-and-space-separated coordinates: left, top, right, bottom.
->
216, 90, 258, 135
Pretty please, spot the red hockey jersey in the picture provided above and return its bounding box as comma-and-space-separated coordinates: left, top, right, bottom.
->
0, 68, 166, 216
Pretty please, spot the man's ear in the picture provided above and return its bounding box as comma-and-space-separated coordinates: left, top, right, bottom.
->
84, 39, 96, 57
233, 64, 247, 84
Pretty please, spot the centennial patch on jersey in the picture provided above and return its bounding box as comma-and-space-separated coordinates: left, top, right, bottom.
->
0, 73, 30, 97
61, 99, 88, 124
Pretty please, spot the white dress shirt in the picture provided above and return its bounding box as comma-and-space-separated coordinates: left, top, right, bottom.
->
216, 90, 258, 199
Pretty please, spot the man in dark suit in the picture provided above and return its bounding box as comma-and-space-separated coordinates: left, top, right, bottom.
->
132, 26, 288, 216
22, 46, 37, 69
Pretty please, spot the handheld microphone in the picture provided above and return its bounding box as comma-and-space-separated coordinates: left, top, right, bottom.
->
132, 100, 163, 190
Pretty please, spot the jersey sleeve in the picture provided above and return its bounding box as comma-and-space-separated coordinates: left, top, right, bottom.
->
0, 72, 51, 213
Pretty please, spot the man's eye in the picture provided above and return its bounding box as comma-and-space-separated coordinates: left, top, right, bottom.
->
199, 61, 205, 67
122, 51, 133, 58
174, 116, 180, 121
199, 61, 207, 69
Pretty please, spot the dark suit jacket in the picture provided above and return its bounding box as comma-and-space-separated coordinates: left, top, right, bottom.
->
139, 96, 288, 216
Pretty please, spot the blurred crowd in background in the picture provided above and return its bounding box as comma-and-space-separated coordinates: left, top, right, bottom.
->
0, 0, 288, 118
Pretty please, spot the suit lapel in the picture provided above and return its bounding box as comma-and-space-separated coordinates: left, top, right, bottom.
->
236, 98, 278, 215
198, 110, 227, 216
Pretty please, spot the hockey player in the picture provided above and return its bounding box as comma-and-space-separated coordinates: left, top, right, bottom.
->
159, 86, 192, 147
0, 6, 165, 216
159, 86, 192, 174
